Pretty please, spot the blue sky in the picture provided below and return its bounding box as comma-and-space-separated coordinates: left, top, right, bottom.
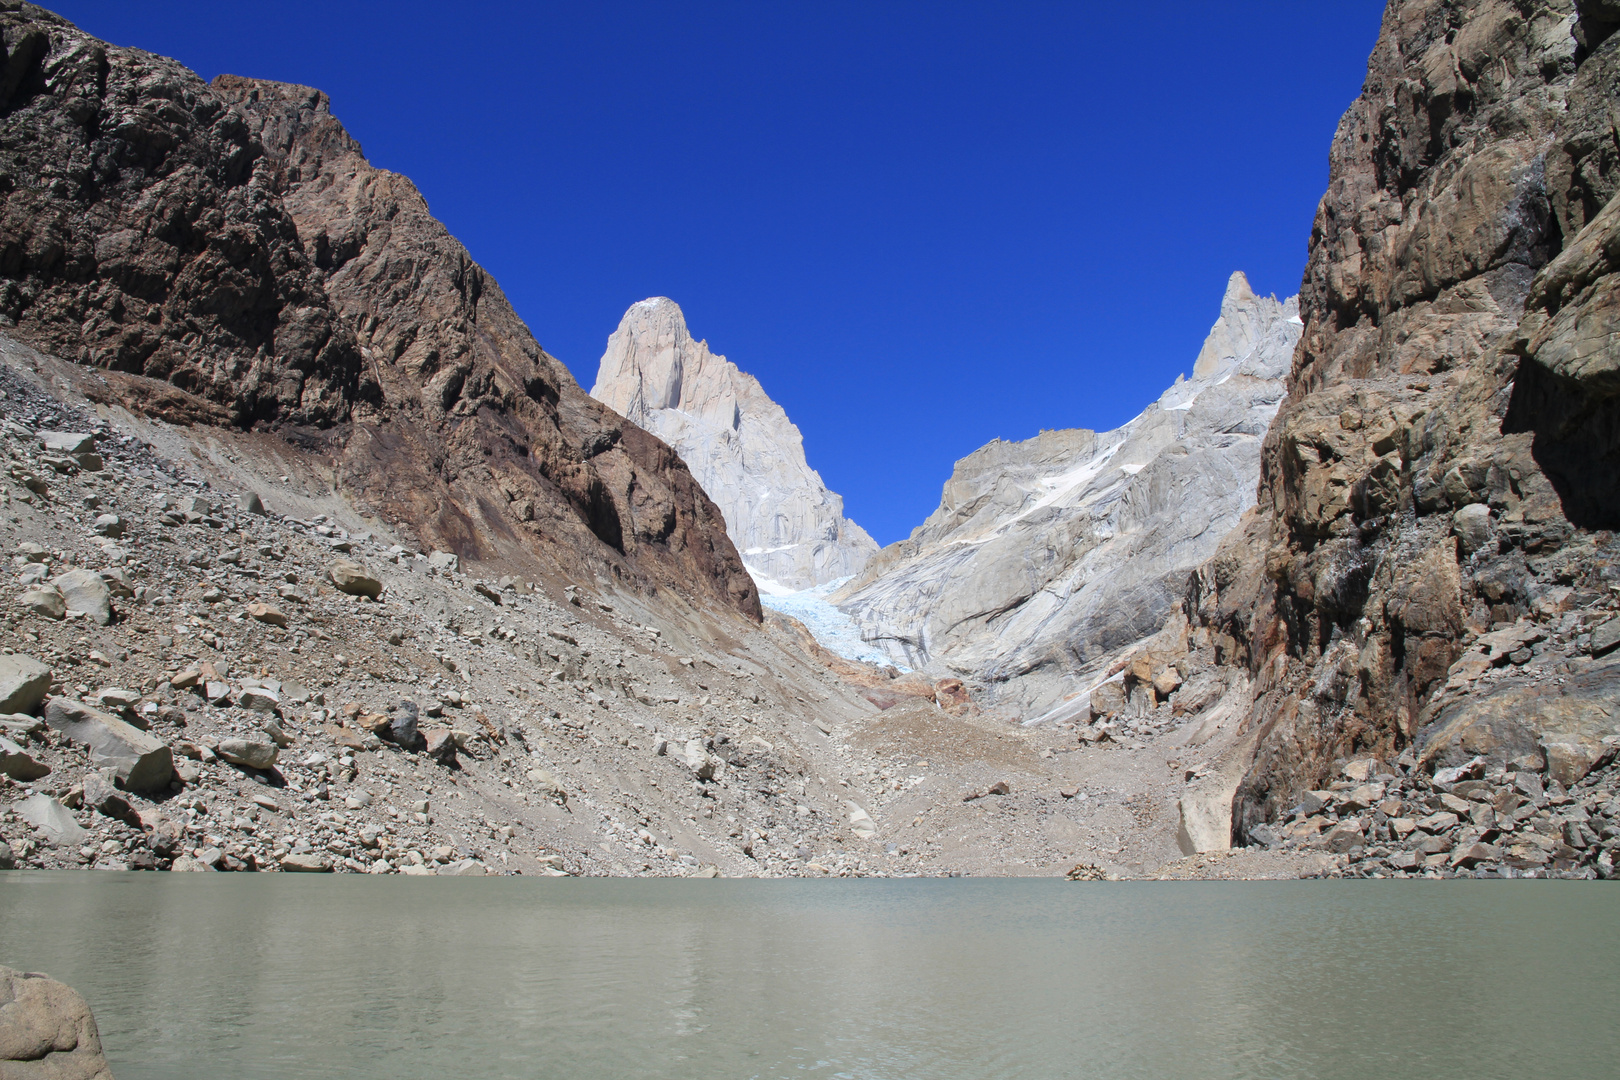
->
56, 1, 1386, 546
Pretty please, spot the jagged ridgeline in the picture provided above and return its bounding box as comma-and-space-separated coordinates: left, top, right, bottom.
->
0, 3, 758, 617
832, 273, 1301, 716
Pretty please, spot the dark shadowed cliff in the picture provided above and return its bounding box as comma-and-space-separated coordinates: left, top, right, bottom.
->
1183, 0, 1620, 839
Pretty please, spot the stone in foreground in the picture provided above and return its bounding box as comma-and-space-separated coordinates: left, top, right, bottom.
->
0, 965, 116, 1080
13, 794, 87, 847
215, 736, 279, 770
44, 698, 174, 793
280, 853, 332, 872
0, 653, 51, 715
49, 568, 112, 626
328, 560, 382, 599
0, 735, 51, 781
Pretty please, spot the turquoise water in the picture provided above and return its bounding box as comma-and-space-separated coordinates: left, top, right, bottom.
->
1, 873, 1616, 1079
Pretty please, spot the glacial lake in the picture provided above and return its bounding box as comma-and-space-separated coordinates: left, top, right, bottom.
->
1, 874, 1616, 1080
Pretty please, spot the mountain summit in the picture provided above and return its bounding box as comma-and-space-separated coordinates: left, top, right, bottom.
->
591, 298, 877, 592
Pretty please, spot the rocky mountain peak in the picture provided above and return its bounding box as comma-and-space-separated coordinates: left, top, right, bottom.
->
595, 297, 694, 415
1193, 271, 1295, 380
592, 299, 877, 593
830, 273, 1300, 714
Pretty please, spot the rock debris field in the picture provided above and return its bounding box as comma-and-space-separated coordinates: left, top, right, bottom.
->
1, 344, 1616, 881
0, 351, 1198, 880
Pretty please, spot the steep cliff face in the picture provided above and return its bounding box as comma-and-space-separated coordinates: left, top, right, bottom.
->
833, 273, 1299, 715
591, 297, 876, 592
0, 4, 759, 618
1185, 0, 1620, 841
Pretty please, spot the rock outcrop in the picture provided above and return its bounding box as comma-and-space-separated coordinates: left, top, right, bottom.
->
831, 273, 1300, 714
591, 298, 876, 592
1176, 0, 1620, 845
0, 4, 758, 620
0, 965, 116, 1080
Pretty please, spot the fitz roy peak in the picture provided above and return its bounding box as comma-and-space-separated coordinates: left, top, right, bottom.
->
591, 298, 878, 592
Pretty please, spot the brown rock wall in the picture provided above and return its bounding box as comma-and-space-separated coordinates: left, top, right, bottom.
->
1191, 0, 1620, 840
0, 5, 758, 619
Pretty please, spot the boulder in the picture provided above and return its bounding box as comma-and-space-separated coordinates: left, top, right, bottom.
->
37, 432, 94, 454
1088, 680, 1126, 720
18, 586, 66, 620
328, 560, 382, 598
237, 686, 280, 713
50, 568, 112, 625
13, 794, 87, 847
280, 853, 332, 872
1152, 667, 1184, 699
1451, 503, 1494, 556
91, 688, 140, 716
680, 738, 718, 781
427, 551, 460, 573
1541, 736, 1605, 788
246, 603, 287, 627
1324, 822, 1366, 853
1418, 661, 1620, 773
0, 653, 51, 714
80, 772, 137, 826
1449, 843, 1500, 870
844, 800, 878, 839
1337, 783, 1385, 814
0, 735, 50, 781
0, 965, 116, 1080
45, 698, 175, 792
525, 768, 567, 805
1591, 618, 1620, 658
385, 701, 423, 751
91, 513, 122, 538
423, 727, 458, 763
215, 736, 279, 770
238, 491, 265, 514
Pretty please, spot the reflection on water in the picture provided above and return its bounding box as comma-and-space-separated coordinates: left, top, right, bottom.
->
1, 874, 1616, 1079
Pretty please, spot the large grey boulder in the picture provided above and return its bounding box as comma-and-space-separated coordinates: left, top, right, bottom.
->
44, 699, 173, 792
0, 735, 50, 781
591, 297, 877, 591
832, 273, 1300, 715
328, 560, 382, 598
49, 568, 112, 625
17, 586, 65, 620
215, 736, 278, 770
13, 794, 87, 847
0, 965, 115, 1080
1417, 660, 1620, 785
36, 432, 95, 455
0, 653, 51, 714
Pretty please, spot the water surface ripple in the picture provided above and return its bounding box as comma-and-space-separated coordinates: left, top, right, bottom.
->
1, 874, 1615, 1079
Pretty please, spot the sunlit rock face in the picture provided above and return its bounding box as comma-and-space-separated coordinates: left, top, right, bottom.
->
831, 273, 1300, 714
592, 298, 877, 593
